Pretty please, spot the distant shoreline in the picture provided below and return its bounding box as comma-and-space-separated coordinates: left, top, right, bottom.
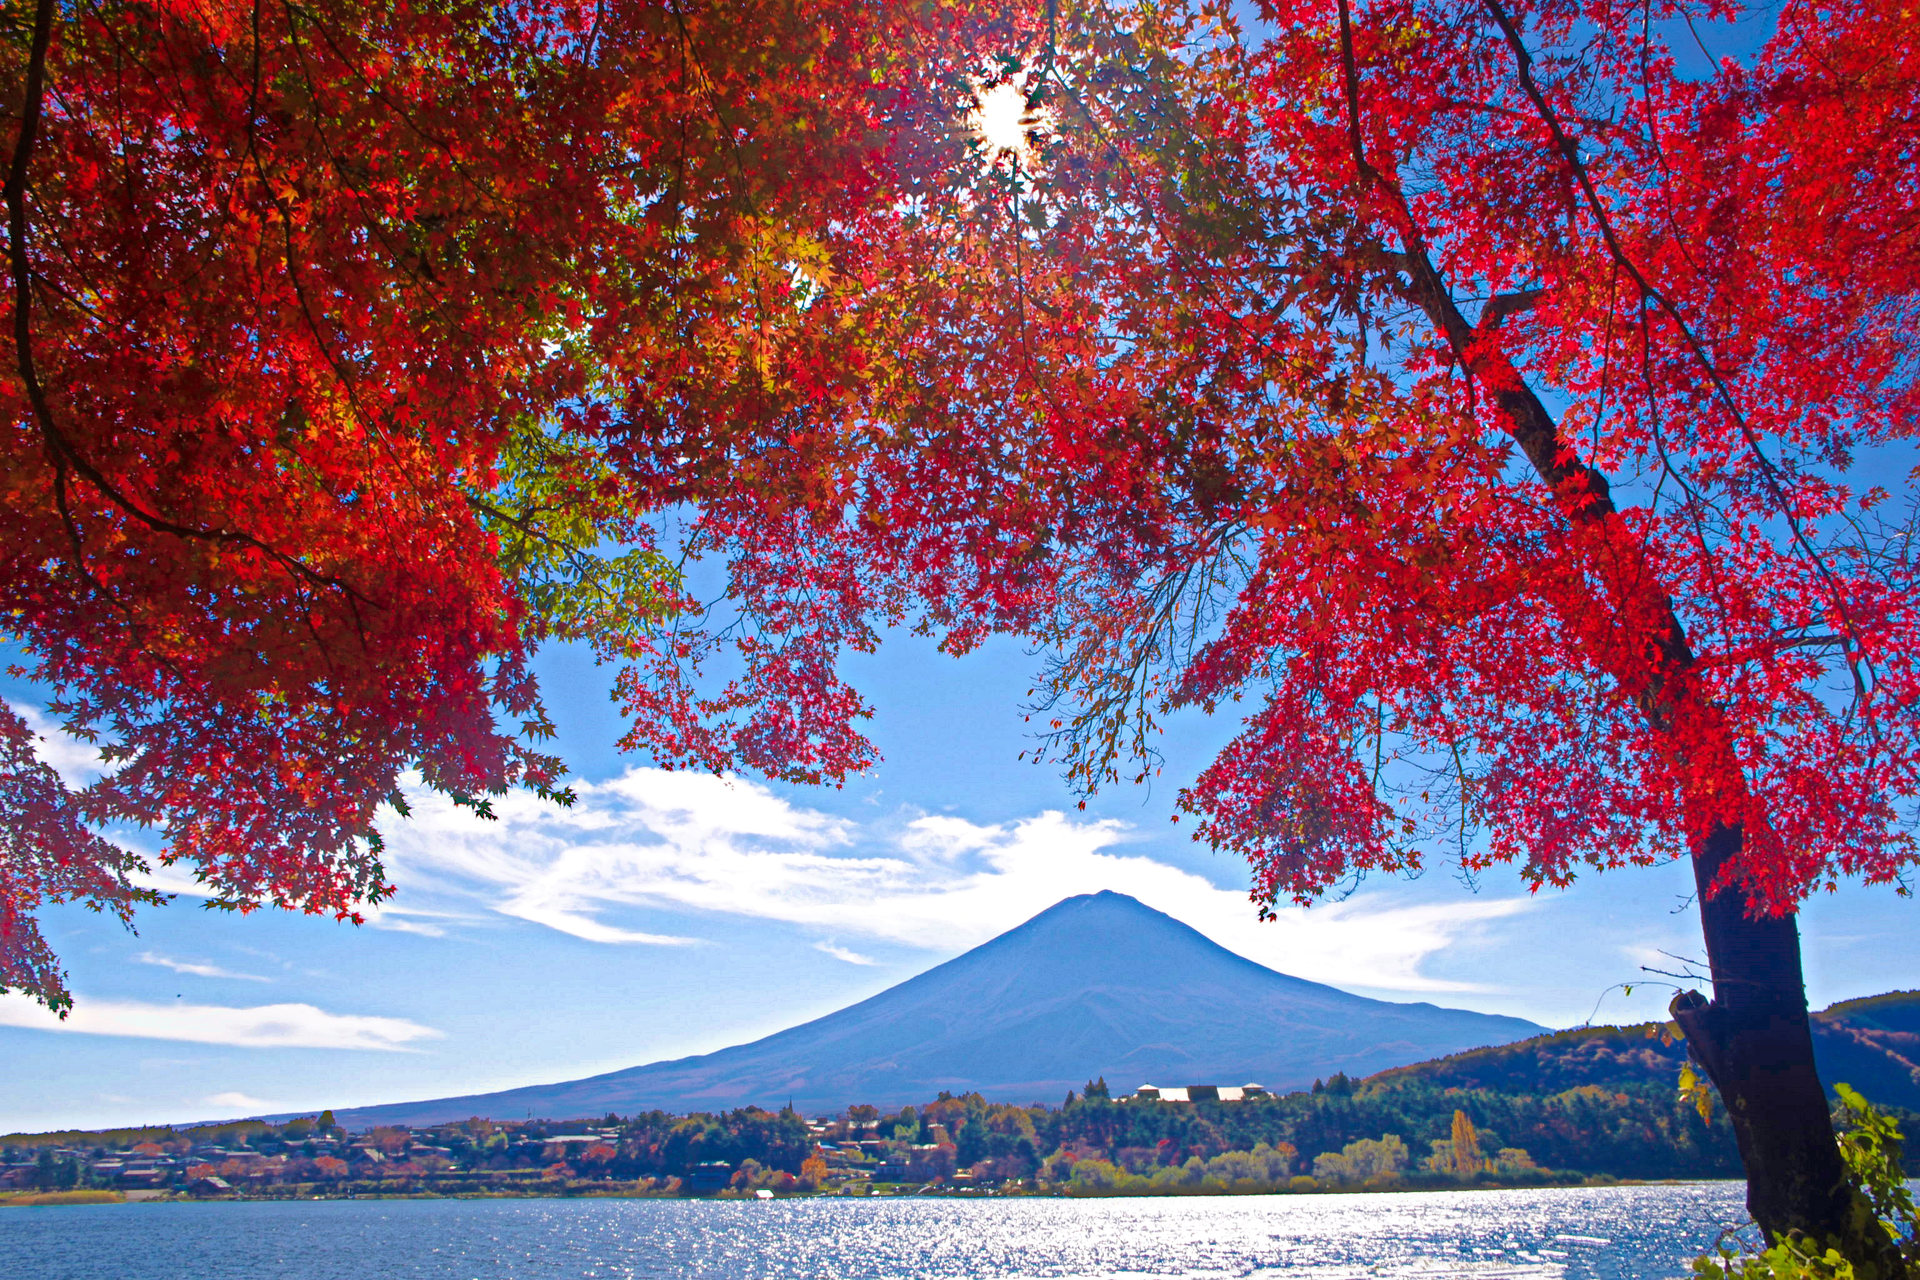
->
2, 1175, 1723, 1208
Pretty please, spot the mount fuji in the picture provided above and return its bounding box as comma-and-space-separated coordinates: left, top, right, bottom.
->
330, 891, 1544, 1126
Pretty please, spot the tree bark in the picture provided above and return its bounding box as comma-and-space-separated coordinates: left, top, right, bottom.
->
1671, 826, 1906, 1276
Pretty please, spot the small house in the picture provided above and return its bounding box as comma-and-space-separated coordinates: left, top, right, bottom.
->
688, 1162, 732, 1194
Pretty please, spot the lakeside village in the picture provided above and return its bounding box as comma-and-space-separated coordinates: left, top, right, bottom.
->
1, 1068, 1741, 1205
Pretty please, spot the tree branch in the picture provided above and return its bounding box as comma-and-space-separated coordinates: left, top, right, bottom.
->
1476, 0, 1872, 702
1478, 288, 1543, 332
1336, 0, 1697, 723
5, 0, 369, 614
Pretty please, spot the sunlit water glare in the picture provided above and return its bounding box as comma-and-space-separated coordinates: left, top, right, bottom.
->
2, 1182, 1752, 1280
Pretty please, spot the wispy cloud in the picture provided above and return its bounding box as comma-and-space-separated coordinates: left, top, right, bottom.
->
0, 996, 441, 1051
357, 903, 484, 939
8, 700, 115, 786
130, 865, 213, 900
204, 1091, 273, 1111
127, 865, 476, 941
378, 767, 1535, 994
814, 941, 877, 966
134, 952, 268, 983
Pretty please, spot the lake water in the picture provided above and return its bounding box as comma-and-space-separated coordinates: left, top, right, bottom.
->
1, 1182, 1752, 1280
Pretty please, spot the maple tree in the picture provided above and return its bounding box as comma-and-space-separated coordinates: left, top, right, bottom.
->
0, 0, 1001, 1010
622, 0, 1916, 1265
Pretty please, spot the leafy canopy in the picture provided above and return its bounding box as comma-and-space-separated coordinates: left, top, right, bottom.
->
7, 0, 1918, 1011
0, 0, 1026, 1008
696, 0, 1920, 920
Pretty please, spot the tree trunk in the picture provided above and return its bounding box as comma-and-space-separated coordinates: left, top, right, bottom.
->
1670, 823, 1906, 1277
1378, 188, 1905, 1275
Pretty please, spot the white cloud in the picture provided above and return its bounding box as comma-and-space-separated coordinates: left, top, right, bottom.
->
899, 814, 1002, 861
127, 864, 475, 940
814, 941, 877, 966
130, 865, 213, 900
205, 1092, 272, 1111
362, 915, 447, 938
378, 767, 1535, 994
134, 952, 268, 983
0, 996, 441, 1051
8, 700, 115, 786
358, 902, 484, 939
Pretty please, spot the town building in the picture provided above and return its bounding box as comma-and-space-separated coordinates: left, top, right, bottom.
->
1127, 1083, 1270, 1103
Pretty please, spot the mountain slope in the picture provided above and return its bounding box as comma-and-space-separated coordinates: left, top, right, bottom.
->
1364, 989, 1920, 1111
1809, 991, 1920, 1109
333, 891, 1543, 1126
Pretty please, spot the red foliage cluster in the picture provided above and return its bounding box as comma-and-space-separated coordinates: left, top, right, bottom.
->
0, 0, 1023, 1006
9, 0, 1909, 1248
723, 0, 1920, 921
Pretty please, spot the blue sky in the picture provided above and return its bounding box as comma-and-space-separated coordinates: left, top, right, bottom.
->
4, 629, 1916, 1135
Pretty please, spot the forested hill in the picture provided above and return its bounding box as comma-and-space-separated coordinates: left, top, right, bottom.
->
1366, 990, 1920, 1111
1808, 992, 1920, 1110
1216, 989, 1920, 1181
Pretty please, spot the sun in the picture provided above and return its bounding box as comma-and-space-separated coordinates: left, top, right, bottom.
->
970, 81, 1030, 156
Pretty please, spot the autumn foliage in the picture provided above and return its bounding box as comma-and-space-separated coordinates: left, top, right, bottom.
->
752, 0, 1920, 918
738, 0, 1914, 1253
738, 0, 1913, 1251
0, 0, 1014, 1007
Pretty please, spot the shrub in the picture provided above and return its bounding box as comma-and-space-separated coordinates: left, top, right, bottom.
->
1693, 1085, 1917, 1280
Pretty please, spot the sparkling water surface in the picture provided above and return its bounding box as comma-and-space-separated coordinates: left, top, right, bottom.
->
0, 1182, 1752, 1280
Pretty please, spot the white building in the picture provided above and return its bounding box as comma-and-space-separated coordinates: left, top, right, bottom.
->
1128, 1083, 1270, 1103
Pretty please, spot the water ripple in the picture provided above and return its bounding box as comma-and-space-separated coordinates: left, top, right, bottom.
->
0, 1182, 1753, 1280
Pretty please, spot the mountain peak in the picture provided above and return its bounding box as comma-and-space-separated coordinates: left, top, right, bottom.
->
1072, 889, 1160, 908
960, 890, 1280, 991
1025, 889, 1151, 916
999, 888, 1174, 935
330, 893, 1545, 1127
